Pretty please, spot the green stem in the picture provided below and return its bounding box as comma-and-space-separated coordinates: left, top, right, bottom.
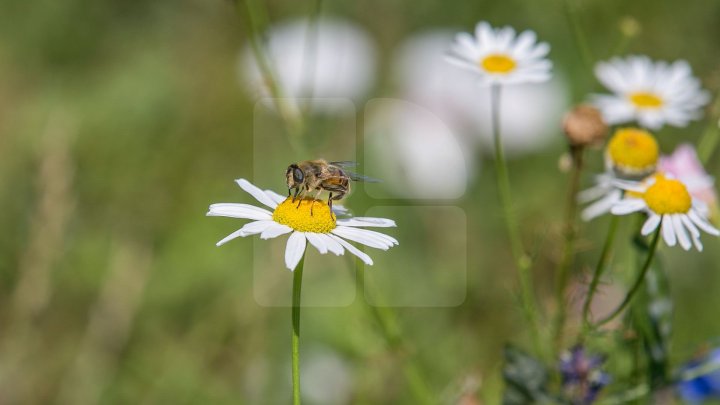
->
490, 84, 543, 356
356, 261, 434, 405
698, 95, 720, 164
292, 254, 306, 405
595, 227, 661, 327
300, 0, 323, 115
582, 215, 619, 328
562, 0, 594, 71
235, 0, 304, 136
553, 145, 585, 350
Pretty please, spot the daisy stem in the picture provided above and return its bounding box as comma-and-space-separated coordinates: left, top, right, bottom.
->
292, 253, 306, 405
234, 0, 304, 137
553, 145, 585, 351
489, 83, 543, 357
594, 227, 660, 327
581, 214, 619, 329
562, 0, 594, 71
698, 95, 720, 164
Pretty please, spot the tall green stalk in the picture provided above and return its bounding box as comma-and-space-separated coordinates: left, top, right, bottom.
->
235, 0, 304, 136
582, 215, 620, 328
292, 254, 306, 405
553, 145, 584, 350
595, 227, 661, 327
490, 83, 543, 356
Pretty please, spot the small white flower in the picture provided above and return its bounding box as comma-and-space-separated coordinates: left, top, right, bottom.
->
610, 174, 719, 251
395, 30, 566, 156
592, 55, 710, 130
207, 179, 398, 271
446, 21, 552, 86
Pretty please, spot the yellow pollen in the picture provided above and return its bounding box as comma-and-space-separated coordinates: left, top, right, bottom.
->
607, 128, 659, 172
272, 197, 336, 233
642, 175, 692, 214
480, 54, 516, 74
629, 92, 664, 109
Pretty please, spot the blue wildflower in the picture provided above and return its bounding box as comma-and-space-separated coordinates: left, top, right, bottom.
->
559, 345, 610, 404
678, 348, 720, 404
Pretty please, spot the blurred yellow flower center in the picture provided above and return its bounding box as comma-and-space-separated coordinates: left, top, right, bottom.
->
480, 54, 516, 74
272, 197, 336, 233
643, 176, 692, 214
629, 92, 664, 109
607, 128, 659, 170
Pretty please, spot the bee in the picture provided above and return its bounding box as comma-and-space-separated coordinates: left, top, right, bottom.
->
285, 160, 377, 212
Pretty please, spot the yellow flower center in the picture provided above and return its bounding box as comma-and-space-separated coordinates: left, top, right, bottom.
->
642, 175, 692, 214
606, 128, 659, 172
480, 54, 516, 74
272, 197, 336, 233
629, 92, 664, 109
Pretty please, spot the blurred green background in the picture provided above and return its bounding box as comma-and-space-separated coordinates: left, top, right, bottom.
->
2, 0, 720, 403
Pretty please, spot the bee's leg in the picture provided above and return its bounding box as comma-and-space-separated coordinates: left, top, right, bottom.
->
292, 188, 301, 203
310, 189, 323, 216
328, 192, 333, 210
288, 188, 291, 197
294, 189, 306, 208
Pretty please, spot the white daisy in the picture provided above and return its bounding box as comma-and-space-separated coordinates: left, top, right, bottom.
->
610, 174, 719, 251
580, 128, 659, 221
446, 21, 552, 86
592, 55, 710, 130
395, 30, 567, 157
207, 179, 398, 271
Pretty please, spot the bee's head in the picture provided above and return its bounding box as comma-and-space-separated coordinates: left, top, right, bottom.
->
286, 164, 304, 188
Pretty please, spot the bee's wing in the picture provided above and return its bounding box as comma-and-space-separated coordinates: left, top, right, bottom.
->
328, 162, 381, 183
329, 161, 358, 168
346, 171, 381, 183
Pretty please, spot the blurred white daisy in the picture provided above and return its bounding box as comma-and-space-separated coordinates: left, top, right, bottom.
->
207, 179, 398, 270
446, 21, 552, 86
395, 30, 567, 156
580, 128, 659, 221
364, 99, 471, 199
611, 174, 719, 251
592, 55, 710, 130
240, 18, 377, 113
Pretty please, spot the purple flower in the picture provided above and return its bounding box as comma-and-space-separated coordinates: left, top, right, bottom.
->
559, 346, 610, 404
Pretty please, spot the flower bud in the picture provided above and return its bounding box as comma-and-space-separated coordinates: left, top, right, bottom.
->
562, 105, 608, 147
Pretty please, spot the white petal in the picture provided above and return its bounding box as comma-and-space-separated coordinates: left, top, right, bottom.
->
332, 227, 398, 250
329, 234, 373, 266
672, 214, 692, 251
260, 222, 293, 239
216, 220, 274, 246
235, 179, 278, 209
680, 215, 701, 238
316, 233, 344, 255
689, 210, 720, 236
661, 215, 677, 247
610, 199, 646, 215
207, 203, 273, 221
284, 232, 307, 271
336, 217, 397, 228
581, 192, 620, 221
265, 189, 287, 205
305, 232, 328, 254
641, 214, 662, 236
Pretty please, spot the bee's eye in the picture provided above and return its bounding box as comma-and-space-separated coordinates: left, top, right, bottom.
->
293, 168, 304, 182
